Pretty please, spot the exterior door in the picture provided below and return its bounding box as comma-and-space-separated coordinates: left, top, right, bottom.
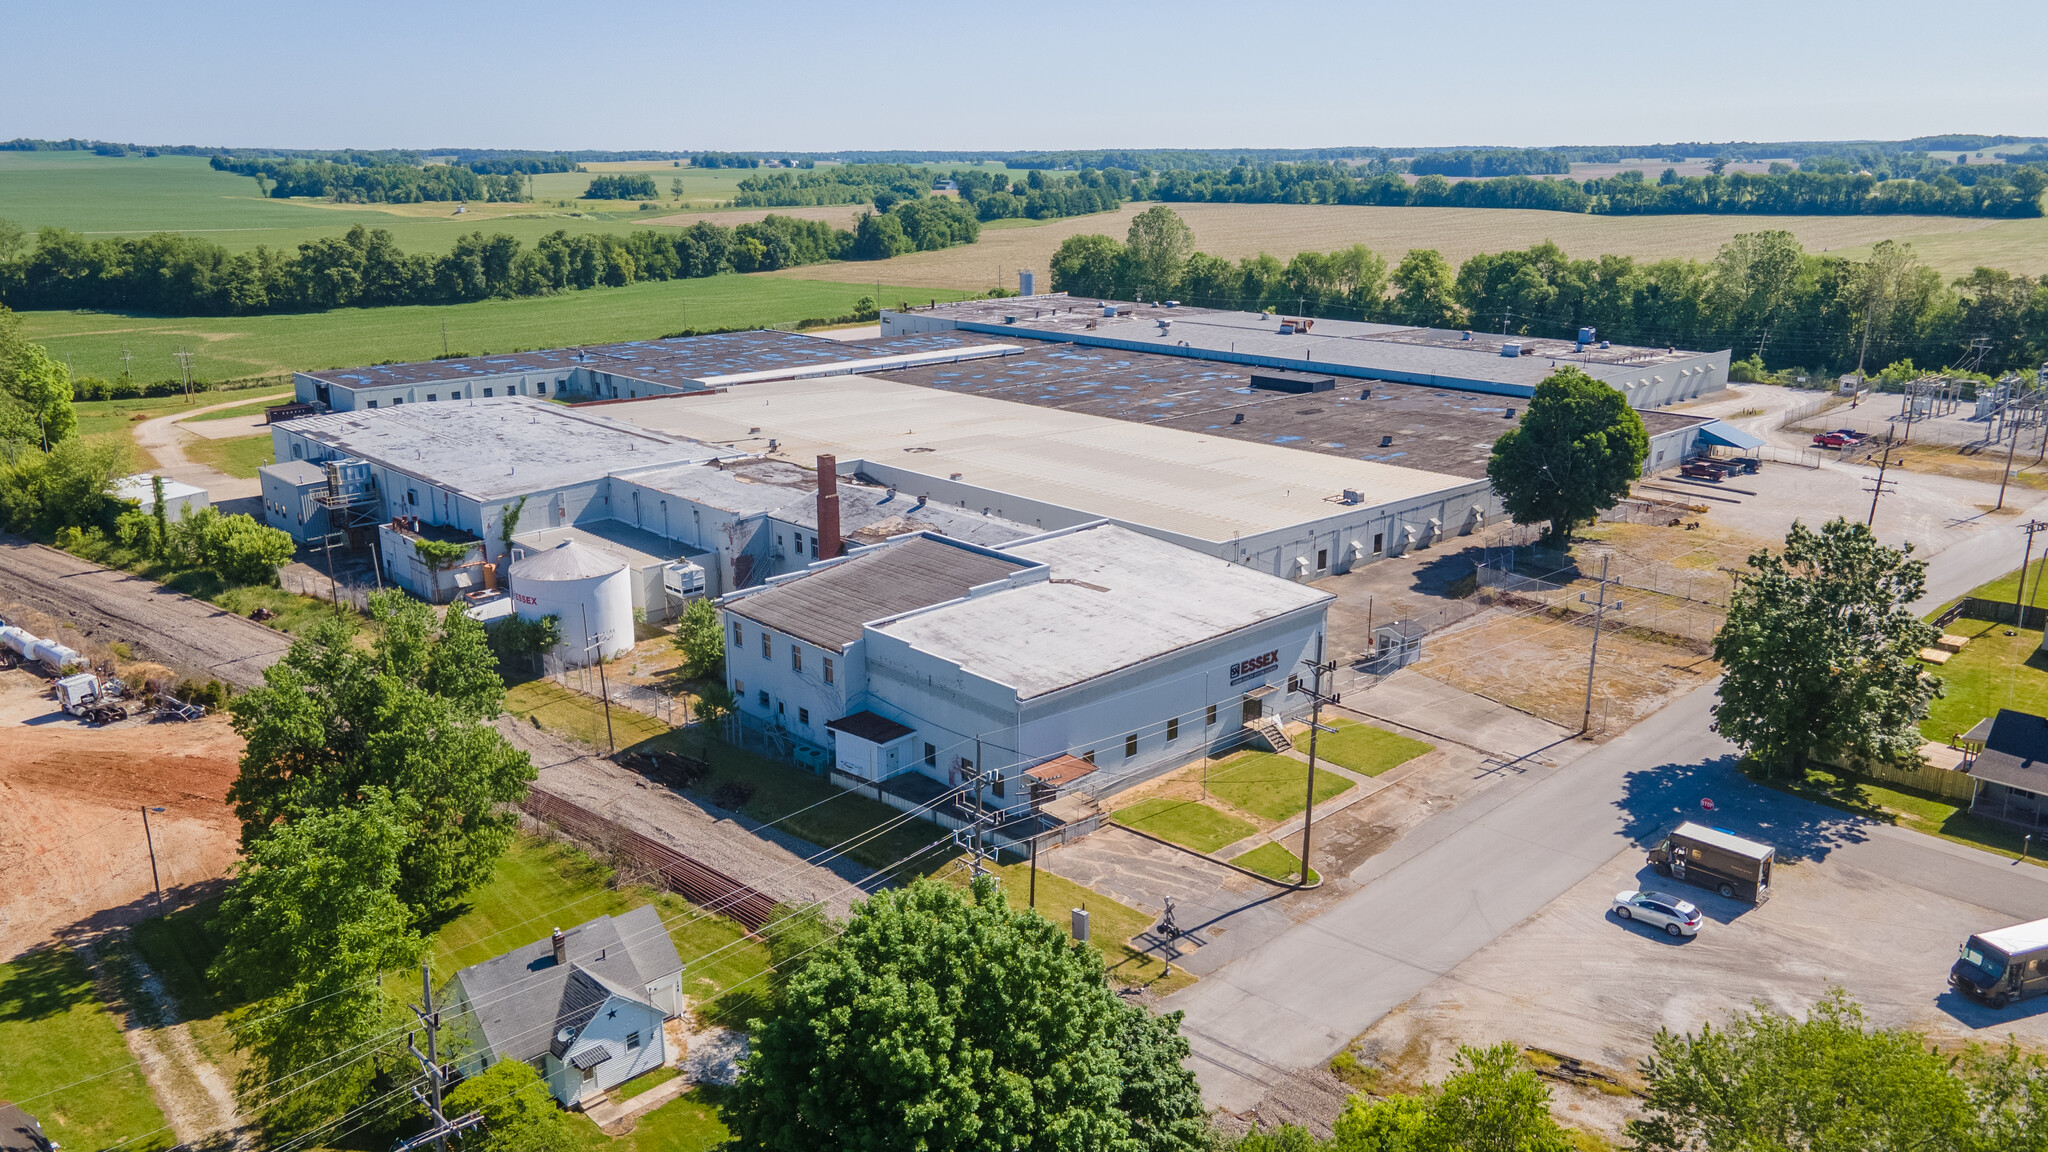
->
1671, 848, 1688, 882
1242, 698, 1263, 724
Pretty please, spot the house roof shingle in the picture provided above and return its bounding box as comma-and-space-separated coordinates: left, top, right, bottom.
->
726, 535, 1029, 650
1971, 709, 2048, 793
452, 906, 682, 1066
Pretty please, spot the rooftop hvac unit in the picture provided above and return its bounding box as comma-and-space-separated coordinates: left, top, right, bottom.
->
1102, 305, 1118, 318
1504, 407, 1517, 419
1380, 435, 1394, 447
324, 458, 372, 500
1500, 343, 1522, 357
1341, 489, 1364, 505
1157, 318, 1173, 331
1579, 327, 1597, 344
1164, 300, 1179, 307
662, 561, 706, 598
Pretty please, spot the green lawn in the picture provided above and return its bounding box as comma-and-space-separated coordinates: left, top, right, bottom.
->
20, 273, 953, 382
182, 432, 275, 478
1233, 841, 1320, 885
1919, 619, 2048, 741
504, 677, 673, 750
1950, 557, 2048, 607
567, 1086, 730, 1152
1204, 751, 1355, 822
1113, 796, 1257, 853
1757, 762, 2048, 871
1293, 718, 1434, 777
0, 947, 173, 1152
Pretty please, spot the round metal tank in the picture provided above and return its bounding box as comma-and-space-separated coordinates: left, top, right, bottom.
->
508, 541, 633, 666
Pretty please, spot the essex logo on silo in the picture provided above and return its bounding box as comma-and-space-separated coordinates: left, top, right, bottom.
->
1229, 650, 1279, 685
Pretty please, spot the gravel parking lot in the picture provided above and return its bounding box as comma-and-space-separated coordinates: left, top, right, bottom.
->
1348, 824, 2048, 1141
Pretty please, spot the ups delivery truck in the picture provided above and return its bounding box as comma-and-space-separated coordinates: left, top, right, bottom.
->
1645, 822, 1775, 903
1950, 917, 2048, 1008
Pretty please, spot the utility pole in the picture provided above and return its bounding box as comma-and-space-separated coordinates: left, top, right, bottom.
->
2018, 521, 2048, 627
1998, 398, 2027, 511
1296, 633, 1341, 887
1865, 440, 1899, 527
119, 348, 133, 381
172, 350, 195, 405
580, 605, 615, 753
441, 321, 450, 358
1579, 556, 1623, 737
140, 806, 165, 910
399, 962, 482, 1152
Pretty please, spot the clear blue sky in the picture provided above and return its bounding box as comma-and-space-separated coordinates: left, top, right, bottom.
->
7, 0, 2043, 152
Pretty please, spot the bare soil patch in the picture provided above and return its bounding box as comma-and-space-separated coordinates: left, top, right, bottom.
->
1418, 608, 1719, 736
0, 669, 242, 959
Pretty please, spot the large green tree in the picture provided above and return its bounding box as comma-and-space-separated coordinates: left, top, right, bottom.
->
1121, 205, 1194, 301
209, 793, 423, 1134
1331, 1042, 1570, 1152
226, 591, 531, 920
0, 306, 77, 448
1049, 232, 1124, 299
1629, 992, 2003, 1152
726, 876, 1206, 1152
1485, 366, 1648, 545
1712, 518, 1940, 772
443, 1059, 573, 1152
672, 597, 725, 680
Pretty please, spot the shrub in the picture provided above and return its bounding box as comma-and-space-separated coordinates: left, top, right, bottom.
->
0, 437, 130, 537
167, 506, 296, 585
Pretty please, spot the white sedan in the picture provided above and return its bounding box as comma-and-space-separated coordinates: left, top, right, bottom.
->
1613, 890, 1703, 937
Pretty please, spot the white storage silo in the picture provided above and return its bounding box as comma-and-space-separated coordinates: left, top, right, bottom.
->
508, 541, 633, 666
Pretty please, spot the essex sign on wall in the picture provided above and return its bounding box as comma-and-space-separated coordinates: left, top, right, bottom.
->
1229, 649, 1279, 686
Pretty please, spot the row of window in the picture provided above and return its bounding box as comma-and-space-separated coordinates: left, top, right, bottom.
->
733, 619, 835, 683
360, 381, 552, 410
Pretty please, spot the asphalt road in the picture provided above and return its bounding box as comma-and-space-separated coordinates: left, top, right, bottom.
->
1169, 518, 2048, 1111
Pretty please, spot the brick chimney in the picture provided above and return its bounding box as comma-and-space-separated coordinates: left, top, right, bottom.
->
816, 455, 842, 559
551, 927, 566, 965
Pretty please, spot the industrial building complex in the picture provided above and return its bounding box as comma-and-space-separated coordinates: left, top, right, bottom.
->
258, 295, 1744, 803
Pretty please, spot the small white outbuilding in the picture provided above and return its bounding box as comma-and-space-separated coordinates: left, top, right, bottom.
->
114, 474, 209, 524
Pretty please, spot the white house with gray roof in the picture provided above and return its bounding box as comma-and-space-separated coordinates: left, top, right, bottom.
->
445, 907, 683, 1108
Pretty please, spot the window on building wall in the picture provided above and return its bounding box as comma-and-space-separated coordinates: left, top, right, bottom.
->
1206, 703, 1218, 726
798, 707, 809, 725
292, 444, 303, 459
537, 381, 547, 394
407, 490, 418, 506
1288, 675, 1303, 694
761, 631, 771, 658
427, 394, 437, 402
483, 388, 493, 397
791, 644, 802, 672
823, 657, 834, 684
367, 400, 378, 408
734, 679, 744, 695
1317, 548, 1328, 570
924, 742, 936, 767
758, 690, 769, 708
992, 772, 1004, 798
810, 538, 818, 559
1124, 733, 1138, 759
626, 1031, 642, 1050
1167, 717, 1179, 742
1083, 750, 1096, 764
777, 700, 785, 715
392, 397, 402, 405
1373, 532, 1384, 554
732, 621, 743, 645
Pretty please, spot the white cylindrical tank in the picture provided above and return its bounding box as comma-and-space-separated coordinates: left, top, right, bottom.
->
29, 637, 81, 670
0, 626, 34, 658
508, 541, 633, 666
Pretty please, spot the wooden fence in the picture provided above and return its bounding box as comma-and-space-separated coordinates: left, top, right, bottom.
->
1936, 597, 2048, 631
521, 787, 781, 932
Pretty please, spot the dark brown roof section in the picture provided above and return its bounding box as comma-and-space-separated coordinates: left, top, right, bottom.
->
727, 536, 1029, 650
826, 710, 917, 744
1025, 754, 1098, 788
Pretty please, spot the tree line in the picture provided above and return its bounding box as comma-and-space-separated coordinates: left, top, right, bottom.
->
1050, 206, 2048, 376
1143, 161, 2046, 218
0, 204, 976, 316
731, 162, 1134, 221
209, 155, 531, 203
584, 172, 658, 199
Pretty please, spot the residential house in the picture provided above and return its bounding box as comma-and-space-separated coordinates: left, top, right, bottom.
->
1967, 709, 2048, 829
444, 907, 684, 1108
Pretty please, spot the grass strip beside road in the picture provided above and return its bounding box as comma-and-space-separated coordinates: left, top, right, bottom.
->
1293, 718, 1434, 777
1233, 841, 1320, 885
566, 1087, 730, 1152
0, 947, 174, 1152
1113, 796, 1256, 853
1917, 620, 2048, 742
182, 432, 276, 479
1750, 762, 2048, 870
504, 677, 672, 750
956, 860, 1195, 993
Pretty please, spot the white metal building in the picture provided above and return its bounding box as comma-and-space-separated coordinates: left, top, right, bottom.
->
720, 522, 1333, 807
113, 474, 208, 524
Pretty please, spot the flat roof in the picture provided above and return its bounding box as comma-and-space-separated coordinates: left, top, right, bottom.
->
873, 344, 1705, 480
619, 457, 817, 518
725, 535, 1031, 650
512, 518, 708, 571
604, 375, 1481, 544
899, 298, 1718, 392
277, 397, 722, 504
258, 459, 327, 486
303, 330, 989, 391
772, 483, 1037, 549
872, 523, 1332, 699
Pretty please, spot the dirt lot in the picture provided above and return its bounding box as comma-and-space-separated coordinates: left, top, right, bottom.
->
0, 669, 243, 959
0, 537, 291, 687
1343, 836, 2048, 1143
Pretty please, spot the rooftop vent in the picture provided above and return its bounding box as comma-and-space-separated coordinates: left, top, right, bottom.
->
1380, 435, 1394, 448
1504, 407, 1517, 419
1501, 343, 1522, 357
1360, 388, 1371, 399
1232, 413, 1245, 424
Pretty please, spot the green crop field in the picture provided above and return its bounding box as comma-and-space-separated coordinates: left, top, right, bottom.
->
16, 273, 961, 381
